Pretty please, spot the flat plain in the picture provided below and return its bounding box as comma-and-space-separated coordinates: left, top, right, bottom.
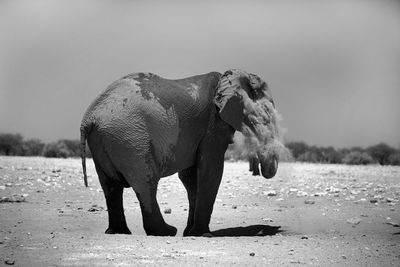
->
0, 156, 399, 266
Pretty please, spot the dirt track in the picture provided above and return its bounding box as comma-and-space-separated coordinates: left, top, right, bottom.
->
0, 156, 399, 266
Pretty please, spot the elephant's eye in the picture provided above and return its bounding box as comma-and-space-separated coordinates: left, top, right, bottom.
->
248, 89, 257, 101
249, 88, 265, 101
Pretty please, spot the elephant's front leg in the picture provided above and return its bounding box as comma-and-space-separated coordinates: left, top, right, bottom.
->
178, 166, 197, 236
187, 146, 225, 237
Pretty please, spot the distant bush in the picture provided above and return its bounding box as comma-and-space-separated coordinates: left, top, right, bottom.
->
286, 142, 309, 159
367, 143, 396, 165
342, 151, 374, 165
0, 132, 398, 165
21, 138, 45, 156
285, 141, 400, 166
42, 141, 72, 158
59, 139, 81, 157
0, 133, 23, 155
388, 153, 400, 166
297, 151, 318, 163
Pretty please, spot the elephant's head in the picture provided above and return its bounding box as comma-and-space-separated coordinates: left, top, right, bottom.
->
215, 69, 282, 179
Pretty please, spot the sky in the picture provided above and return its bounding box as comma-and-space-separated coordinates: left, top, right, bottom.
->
1, 0, 399, 148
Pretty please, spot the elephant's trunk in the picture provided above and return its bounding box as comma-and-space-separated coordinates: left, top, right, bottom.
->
248, 151, 278, 179
259, 154, 278, 179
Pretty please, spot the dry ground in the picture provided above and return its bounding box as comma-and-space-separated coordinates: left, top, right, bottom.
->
0, 156, 399, 266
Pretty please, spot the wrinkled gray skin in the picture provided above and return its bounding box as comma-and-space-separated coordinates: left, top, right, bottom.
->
80, 69, 280, 237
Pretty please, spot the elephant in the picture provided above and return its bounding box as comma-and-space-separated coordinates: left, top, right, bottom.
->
80, 69, 282, 237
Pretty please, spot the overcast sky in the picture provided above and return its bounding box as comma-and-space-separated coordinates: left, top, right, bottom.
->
1, 0, 399, 148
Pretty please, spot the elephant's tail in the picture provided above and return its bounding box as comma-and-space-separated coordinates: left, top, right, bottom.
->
80, 125, 88, 187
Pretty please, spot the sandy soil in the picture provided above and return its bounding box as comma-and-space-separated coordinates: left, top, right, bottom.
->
0, 156, 399, 266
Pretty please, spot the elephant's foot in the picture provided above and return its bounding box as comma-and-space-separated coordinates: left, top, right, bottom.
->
183, 227, 191, 237
105, 226, 132, 235
145, 223, 177, 236
186, 226, 214, 237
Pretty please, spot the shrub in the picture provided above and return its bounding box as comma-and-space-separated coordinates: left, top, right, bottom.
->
42, 141, 71, 158
367, 143, 396, 165
0, 133, 23, 155
21, 138, 45, 156
286, 142, 309, 159
388, 153, 400, 166
59, 139, 81, 157
342, 151, 374, 165
297, 151, 318, 163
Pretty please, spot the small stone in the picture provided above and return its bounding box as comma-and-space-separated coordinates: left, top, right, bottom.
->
347, 217, 361, 225
263, 190, 277, 196
88, 204, 104, 212
164, 208, 172, 214
341, 255, 347, 259
385, 197, 394, 203
249, 252, 255, 256
304, 199, 315, 205
262, 218, 273, 222
301, 235, 309, 239
386, 222, 400, 227
232, 205, 237, 209
370, 199, 378, 203
297, 191, 308, 197
4, 259, 15, 265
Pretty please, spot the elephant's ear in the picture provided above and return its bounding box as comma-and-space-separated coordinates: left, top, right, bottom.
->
214, 69, 252, 131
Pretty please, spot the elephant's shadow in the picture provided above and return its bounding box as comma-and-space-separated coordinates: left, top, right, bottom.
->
211, 224, 282, 237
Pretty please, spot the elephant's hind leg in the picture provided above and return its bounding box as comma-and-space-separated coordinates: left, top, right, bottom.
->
178, 166, 197, 236
95, 165, 131, 235
133, 179, 177, 236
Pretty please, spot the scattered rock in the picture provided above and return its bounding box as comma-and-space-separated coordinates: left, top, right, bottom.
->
263, 190, 277, 196
304, 199, 315, 205
385, 222, 400, 227
0, 195, 27, 203
354, 198, 367, 204
88, 205, 104, 212
347, 217, 361, 225
369, 199, 378, 203
385, 197, 394, 203
4, 259, 15, 265
249, 252, 255, 256
301, 235, 309, 239
164, 208, 172, 214
297, 191, 308, 197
